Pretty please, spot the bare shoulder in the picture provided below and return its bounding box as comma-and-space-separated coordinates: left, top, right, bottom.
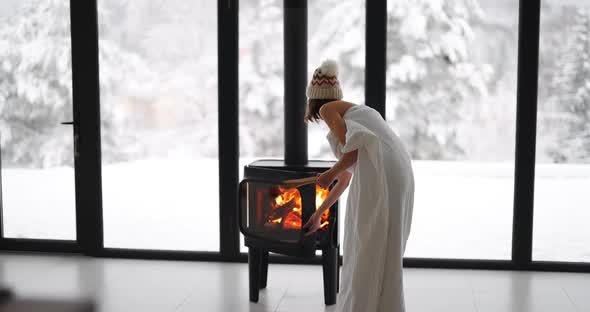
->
319, 100, 355, 119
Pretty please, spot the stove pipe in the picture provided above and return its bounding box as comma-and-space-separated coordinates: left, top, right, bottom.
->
284, 0, 308, 166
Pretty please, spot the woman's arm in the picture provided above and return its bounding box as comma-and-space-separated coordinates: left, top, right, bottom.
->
319, 101, 350, 145
318, 101, 358, 185
317, 150, 357, 189
316, 171, 352, 216
303, 170, 352, 235
331, 150, 357, 175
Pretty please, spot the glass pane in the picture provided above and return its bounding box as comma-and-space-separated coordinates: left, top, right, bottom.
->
385, 0, 518, 259
239, 180, 331, 243
0, 0, 76, 240
98, 1, 218, 251
533, 1, 590, 262
308, 0, 366, 160
239, 0, 285, 253
308, 0, 366, 256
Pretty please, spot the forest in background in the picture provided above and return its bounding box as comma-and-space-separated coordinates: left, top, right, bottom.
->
0, 0, 588, 167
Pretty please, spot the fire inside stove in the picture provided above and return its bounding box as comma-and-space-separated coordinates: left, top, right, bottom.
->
263, 185, 330, 231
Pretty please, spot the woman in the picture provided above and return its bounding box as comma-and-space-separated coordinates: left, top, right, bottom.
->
302, 60, 415, 312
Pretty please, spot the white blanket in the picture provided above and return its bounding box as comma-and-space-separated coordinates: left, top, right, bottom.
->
326, 104, 414, 312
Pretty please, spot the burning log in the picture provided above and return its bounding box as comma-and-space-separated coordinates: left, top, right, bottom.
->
262, 184, 330, 231
282, 211, 302, 229
267, 198, 297, 221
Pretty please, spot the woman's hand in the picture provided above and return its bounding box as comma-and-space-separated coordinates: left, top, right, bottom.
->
302, 210, 323, 236
316, 169, 336, 189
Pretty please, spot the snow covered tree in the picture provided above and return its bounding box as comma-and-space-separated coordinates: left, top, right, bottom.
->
0, 0, 73, 168
306, 1, 366, 158
239, 0, 285, 157
309, 0, 365, 104
98, 0, 219, 159
386, 0, 492, 160
0, 0, 156, 167
307, 0, 492, 160
543, 7, 590, 163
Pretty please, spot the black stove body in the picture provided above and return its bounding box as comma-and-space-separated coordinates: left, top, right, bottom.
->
239, 160, 340, 305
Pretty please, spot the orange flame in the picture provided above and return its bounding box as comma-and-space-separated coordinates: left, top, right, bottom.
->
267, 185, 330, 230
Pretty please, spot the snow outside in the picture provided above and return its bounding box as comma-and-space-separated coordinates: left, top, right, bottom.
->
0, 0, 589, 262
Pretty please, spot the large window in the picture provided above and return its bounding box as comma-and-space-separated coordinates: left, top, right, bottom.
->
238, 0, 285, 252
308, 0, 366, 160
533, 0, 590, 262
385, 0, 519, 259
308, 0, 366, 255
98, 1, 219, 251
1, 0, 587, 269
0, 0, 76, 240
238, 0, 285, 163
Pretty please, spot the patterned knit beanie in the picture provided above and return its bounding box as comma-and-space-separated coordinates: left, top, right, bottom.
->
306, 59, 343, 100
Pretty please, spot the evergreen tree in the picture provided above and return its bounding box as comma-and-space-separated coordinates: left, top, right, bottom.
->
101, 0, 219, 159
308, 0, 491, 160
386, 0, 492, 160
239, 0, 285, 157
0, 0, 155, 167
309, 0, 365, 103
0, 0, 73, 168
545, 7, 590, 163
307, 0, 366, 158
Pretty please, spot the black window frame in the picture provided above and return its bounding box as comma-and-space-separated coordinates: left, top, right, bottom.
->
0, 0, 589, 273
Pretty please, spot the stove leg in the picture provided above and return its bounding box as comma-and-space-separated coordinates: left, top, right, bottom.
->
322, 246, 338, 305
248, 247, 261, 302
260, 250, 269, 289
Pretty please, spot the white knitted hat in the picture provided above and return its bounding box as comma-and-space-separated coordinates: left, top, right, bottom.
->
306, 59, 343, 100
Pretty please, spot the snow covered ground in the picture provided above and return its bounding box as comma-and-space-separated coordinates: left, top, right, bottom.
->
2, 159, 589, 262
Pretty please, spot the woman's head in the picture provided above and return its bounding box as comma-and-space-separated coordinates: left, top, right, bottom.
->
305, 59, 343, 123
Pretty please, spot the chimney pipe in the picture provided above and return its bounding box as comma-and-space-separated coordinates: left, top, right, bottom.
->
284, 0, 308, 166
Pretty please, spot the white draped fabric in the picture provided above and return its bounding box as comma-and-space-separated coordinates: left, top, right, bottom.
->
326, 104, 415, 312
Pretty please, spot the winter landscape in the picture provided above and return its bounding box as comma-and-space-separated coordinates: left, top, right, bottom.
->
0, 0, 589, 262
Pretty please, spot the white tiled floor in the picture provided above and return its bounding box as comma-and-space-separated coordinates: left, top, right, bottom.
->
0, 253, 589, 312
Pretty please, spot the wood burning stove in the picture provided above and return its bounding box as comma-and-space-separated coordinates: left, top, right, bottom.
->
239, 3, 339, 304
239, 159, 340, 305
